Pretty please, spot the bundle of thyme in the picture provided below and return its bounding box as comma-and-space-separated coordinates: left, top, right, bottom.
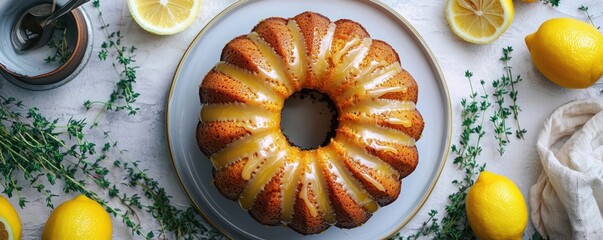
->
0, 95, 220, 239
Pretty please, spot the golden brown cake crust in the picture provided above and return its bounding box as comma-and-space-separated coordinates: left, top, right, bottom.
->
331, 19, 370, 53
321, 163, 372, 228
200, 70, 256, 104
252, 17, 293, 65
196, 11, 425, 235
196, 121, 249, 156
292, 12, 330, 87
289, 183, 330, 234
220, 36, 266, 74
293, 12, 330, 58
249, 170, 284, 225
212, 159, 249, 200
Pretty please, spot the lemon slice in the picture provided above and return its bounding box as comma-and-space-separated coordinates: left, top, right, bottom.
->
446, 0, 514, 44
128, 0, 201, 35
0, 197, 21, 240
0, 218, 15, 240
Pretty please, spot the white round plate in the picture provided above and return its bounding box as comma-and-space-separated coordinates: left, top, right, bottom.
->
166, 0, 451, 239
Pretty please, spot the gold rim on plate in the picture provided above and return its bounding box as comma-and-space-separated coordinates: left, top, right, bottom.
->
165, 0, 452, 239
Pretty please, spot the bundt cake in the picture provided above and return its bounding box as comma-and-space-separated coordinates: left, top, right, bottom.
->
196, 11, 424, 235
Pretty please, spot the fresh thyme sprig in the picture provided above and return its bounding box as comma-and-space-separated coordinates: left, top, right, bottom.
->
540, 0, 560, 7
530, 231, 547, 240
579, 5, 600, 30
0, 95, 220, 239
500, 47, 527, 139
45, 19, 71, 64
491, 47, 526, 155
391, 71, 489, 240
84, 0, 141, 116
403, 210, 439, 240
490, 70, 511, 156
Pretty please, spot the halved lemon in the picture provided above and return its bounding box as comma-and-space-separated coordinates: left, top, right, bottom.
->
446, 0, 514, 44
1, 218, 15, 240
128, 0, 201, 35
0, 196, 21, 240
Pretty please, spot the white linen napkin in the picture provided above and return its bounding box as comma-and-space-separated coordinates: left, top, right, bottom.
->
530, 99, 603, 240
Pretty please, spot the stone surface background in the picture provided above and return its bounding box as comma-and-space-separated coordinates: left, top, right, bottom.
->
1, 0, 602, 239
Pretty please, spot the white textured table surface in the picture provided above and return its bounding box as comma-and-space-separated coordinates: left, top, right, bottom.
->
2, 0, 602, 239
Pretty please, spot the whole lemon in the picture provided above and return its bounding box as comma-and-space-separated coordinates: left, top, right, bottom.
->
42, 195, 112, 240
466, 171, 527, 240
525, 18, 603, 89
0, 196, 21, 240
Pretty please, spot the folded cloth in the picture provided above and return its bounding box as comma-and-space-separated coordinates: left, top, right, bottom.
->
530, 99, 603, 240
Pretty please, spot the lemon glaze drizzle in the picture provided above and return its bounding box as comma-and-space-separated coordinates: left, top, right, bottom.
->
345, 100, 416, 128
286, 20, 309, 90
337, 62, 403, 102
310, 22, 336, 85
200, 103, 278, 129
329, 38, 372, 89
214, 62, 281, 105
323, 146, 378, 213
248, 32, 295, 95
279, 157, 303, 222
332, 138, 399, 191
298, 151, 335, 223
210, 131, 277, 169
346, 99, 415, 115
341, 122, 415, 148
240, 148, 288, 209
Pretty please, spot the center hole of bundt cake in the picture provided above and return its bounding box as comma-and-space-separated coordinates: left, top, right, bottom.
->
280, 89, 339, 150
